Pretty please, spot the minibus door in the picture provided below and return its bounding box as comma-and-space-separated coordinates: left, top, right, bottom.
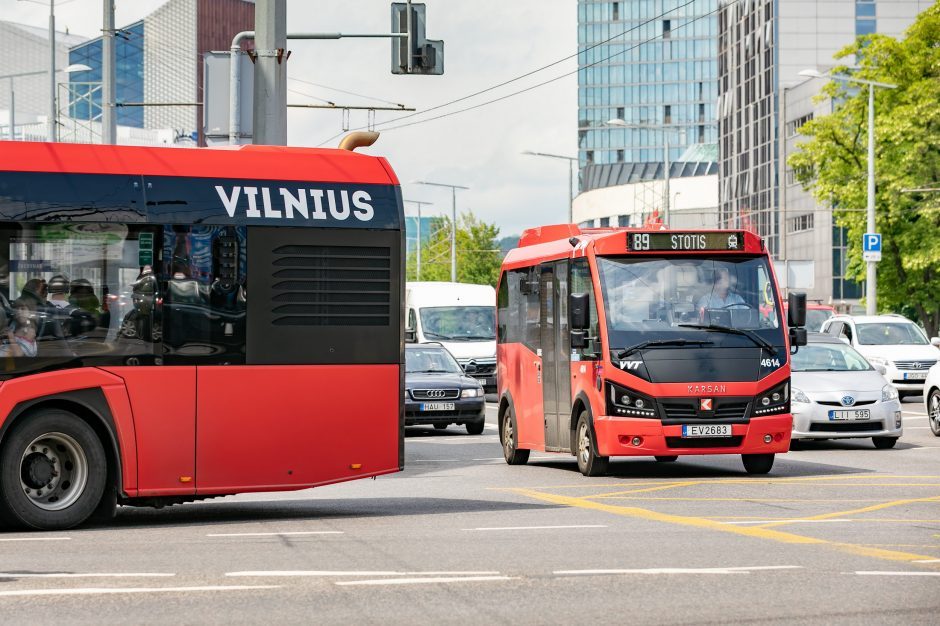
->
541, 261, 572, 451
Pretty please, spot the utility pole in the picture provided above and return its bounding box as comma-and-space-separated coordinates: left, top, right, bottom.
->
522, 151, 578, 223
47, 0, 55, 141
253, 0, 288, 145
414, 181, 469, 282
102, 0, 116, 144
405, 200, 433, 281
865, 84, 877, 315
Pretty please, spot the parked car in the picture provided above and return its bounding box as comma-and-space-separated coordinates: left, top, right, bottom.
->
922, 363, 940, 436
791, 334, 902, 448
820, 314, 939, 399
405, 343, 486, 434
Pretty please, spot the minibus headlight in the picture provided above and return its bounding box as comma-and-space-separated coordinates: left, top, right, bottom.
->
754, 382, 790, 415
606, 382, 656, 418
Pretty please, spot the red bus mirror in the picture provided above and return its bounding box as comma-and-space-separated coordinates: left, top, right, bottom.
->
787, 292, 807, 327
570, 293, 590, 330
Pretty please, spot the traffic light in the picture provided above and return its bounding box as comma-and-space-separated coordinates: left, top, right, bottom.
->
391, 2, 444, 75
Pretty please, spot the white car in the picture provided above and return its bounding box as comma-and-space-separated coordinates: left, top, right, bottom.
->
791, 335, 902, 448
820, 314, 939, 399
922, 363, 940, 437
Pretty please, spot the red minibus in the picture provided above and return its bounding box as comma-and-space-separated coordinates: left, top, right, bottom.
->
496, 225, 807, 476
0, 140, 404, 530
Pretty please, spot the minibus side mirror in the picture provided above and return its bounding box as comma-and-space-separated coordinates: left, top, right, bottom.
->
571, 330, 587, 349
787, 292, 807, 328
790, 327, 808, 348
570, 293, 590, 330
405, 329, 417, 343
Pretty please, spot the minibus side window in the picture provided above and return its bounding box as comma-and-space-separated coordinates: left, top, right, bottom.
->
570, 258, 599, 358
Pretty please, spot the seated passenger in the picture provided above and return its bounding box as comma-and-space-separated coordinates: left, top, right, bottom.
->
0, 298, 38, 357
69, 278, 101, 314
697, 268, 746, 311
47, 275, 73, 309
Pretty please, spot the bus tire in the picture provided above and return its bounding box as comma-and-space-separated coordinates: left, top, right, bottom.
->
0, 409, 108, 530
576, 412, 608, 477
501, 407, 529, 465
654, 456, 678, 463
741, 453, 774, 475
465, 419, 485, 435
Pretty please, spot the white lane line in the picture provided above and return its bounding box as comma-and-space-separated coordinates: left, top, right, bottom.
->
0, 572, 174, 578
722, 519, 856, 524
854, 571, 940, 577
206, 531, 343, 538
555, 566, 802, 576
225, 570, 500, 577
913, 559, 940, 564
464, 525, 608, 532
0, 585, 280, 598
335, 576, 514, 587
0, 537, 70, 542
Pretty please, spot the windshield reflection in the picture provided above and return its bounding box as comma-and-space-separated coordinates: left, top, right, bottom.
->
419, 306, 495, 341
596, 255, 785, 351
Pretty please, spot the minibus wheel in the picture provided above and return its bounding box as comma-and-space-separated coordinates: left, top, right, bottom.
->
741, 453, 774, 475
576, 412, 608, 477
501, 407, 529, 465
0, 409, 107, 530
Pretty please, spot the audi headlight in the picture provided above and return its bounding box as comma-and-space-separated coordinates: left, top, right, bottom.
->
461, 387, 483, 398
792, 387, 811, 404
881, 384, 899, 402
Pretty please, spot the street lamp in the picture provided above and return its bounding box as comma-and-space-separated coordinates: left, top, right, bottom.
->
412, 181, 469, 282
1, 64, 91, 141
522, 151, 578, 223
405, 199, 433, 281
606, 119, 686, 225
799, 68, 897, 315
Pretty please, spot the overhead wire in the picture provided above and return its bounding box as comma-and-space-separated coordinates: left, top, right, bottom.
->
315, 0, 705, 145
288, 76, 406, 108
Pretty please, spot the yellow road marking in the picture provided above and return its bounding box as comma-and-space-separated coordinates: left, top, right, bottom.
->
593, 497, 881, 503
757, 495, 940, 528
510, 488, 940, 565
582, 482, 702, 499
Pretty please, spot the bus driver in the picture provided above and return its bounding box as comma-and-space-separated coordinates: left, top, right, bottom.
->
697, 267, 746, 311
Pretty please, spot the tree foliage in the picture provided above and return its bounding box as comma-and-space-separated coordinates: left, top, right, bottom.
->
788, 5, 940, 335
406, 212, 502, 287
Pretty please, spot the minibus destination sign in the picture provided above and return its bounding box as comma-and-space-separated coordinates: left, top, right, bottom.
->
628, 232, 744, 252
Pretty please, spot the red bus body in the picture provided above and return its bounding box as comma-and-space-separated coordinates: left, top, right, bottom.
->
0, 141, 404, 527
497, 225, 794, 473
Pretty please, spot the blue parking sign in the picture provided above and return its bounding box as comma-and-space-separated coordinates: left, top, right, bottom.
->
863, 233, 882, 253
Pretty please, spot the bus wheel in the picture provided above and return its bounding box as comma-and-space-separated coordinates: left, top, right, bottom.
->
465, 419, 485, 435
654, 456, 678, 463
0, 410, 107, 530
501, 408, 529, 465
576, 412, 608, 477
741, 453, 774, 475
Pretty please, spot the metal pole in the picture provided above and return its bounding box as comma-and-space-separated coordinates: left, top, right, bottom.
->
866, 83, 877, 315
416, 203, 422, 280
406, 0, 414, 73
8, 78, 14, 141
253, 0, 288, 145
48, 0, 56, 142
102, 0, 116, 144
663, 135, 671, 226
451, 186, 457, 282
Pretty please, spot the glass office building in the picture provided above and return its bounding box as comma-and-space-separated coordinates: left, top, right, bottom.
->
577, 0, 719, 169
68, 21, 145, 128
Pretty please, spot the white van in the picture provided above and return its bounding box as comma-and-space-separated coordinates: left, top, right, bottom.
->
405, 282, 497, 392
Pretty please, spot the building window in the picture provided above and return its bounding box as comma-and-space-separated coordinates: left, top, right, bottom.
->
586, 150, 594, 164
856, 1, 876, 18
612, 2, 620, 22
787, 214, 814, 234
786, 113, 814, 137
856, 19, 877, 36
663, 20, 671, 39
616, 149, 624, 162
664, 105, 672, 124
616, 106, 624, 120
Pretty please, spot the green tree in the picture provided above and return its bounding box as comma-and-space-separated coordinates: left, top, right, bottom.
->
406, 212, 502, 287
789, 4, 940, 336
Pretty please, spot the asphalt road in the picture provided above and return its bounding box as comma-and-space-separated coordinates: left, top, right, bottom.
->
1, 400, 938, 625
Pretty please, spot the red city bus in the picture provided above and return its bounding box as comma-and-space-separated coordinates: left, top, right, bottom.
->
0, 141, 404, 530
496, 225, 807, 476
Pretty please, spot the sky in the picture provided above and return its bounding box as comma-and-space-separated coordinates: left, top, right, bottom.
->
1, 0, 578, 237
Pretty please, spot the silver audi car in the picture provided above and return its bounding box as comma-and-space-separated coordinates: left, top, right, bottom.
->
791, 335, 903, 449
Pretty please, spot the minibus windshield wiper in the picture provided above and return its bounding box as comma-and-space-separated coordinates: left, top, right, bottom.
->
617, 338, 713, 359
423, 332, 455, 340
677, 323, 776, 355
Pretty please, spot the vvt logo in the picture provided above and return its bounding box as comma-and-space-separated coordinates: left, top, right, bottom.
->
215, 185, 374, 222
619, 360, 642, 371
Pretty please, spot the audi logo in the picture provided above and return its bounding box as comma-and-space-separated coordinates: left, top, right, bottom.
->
425, 389, 447, 398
